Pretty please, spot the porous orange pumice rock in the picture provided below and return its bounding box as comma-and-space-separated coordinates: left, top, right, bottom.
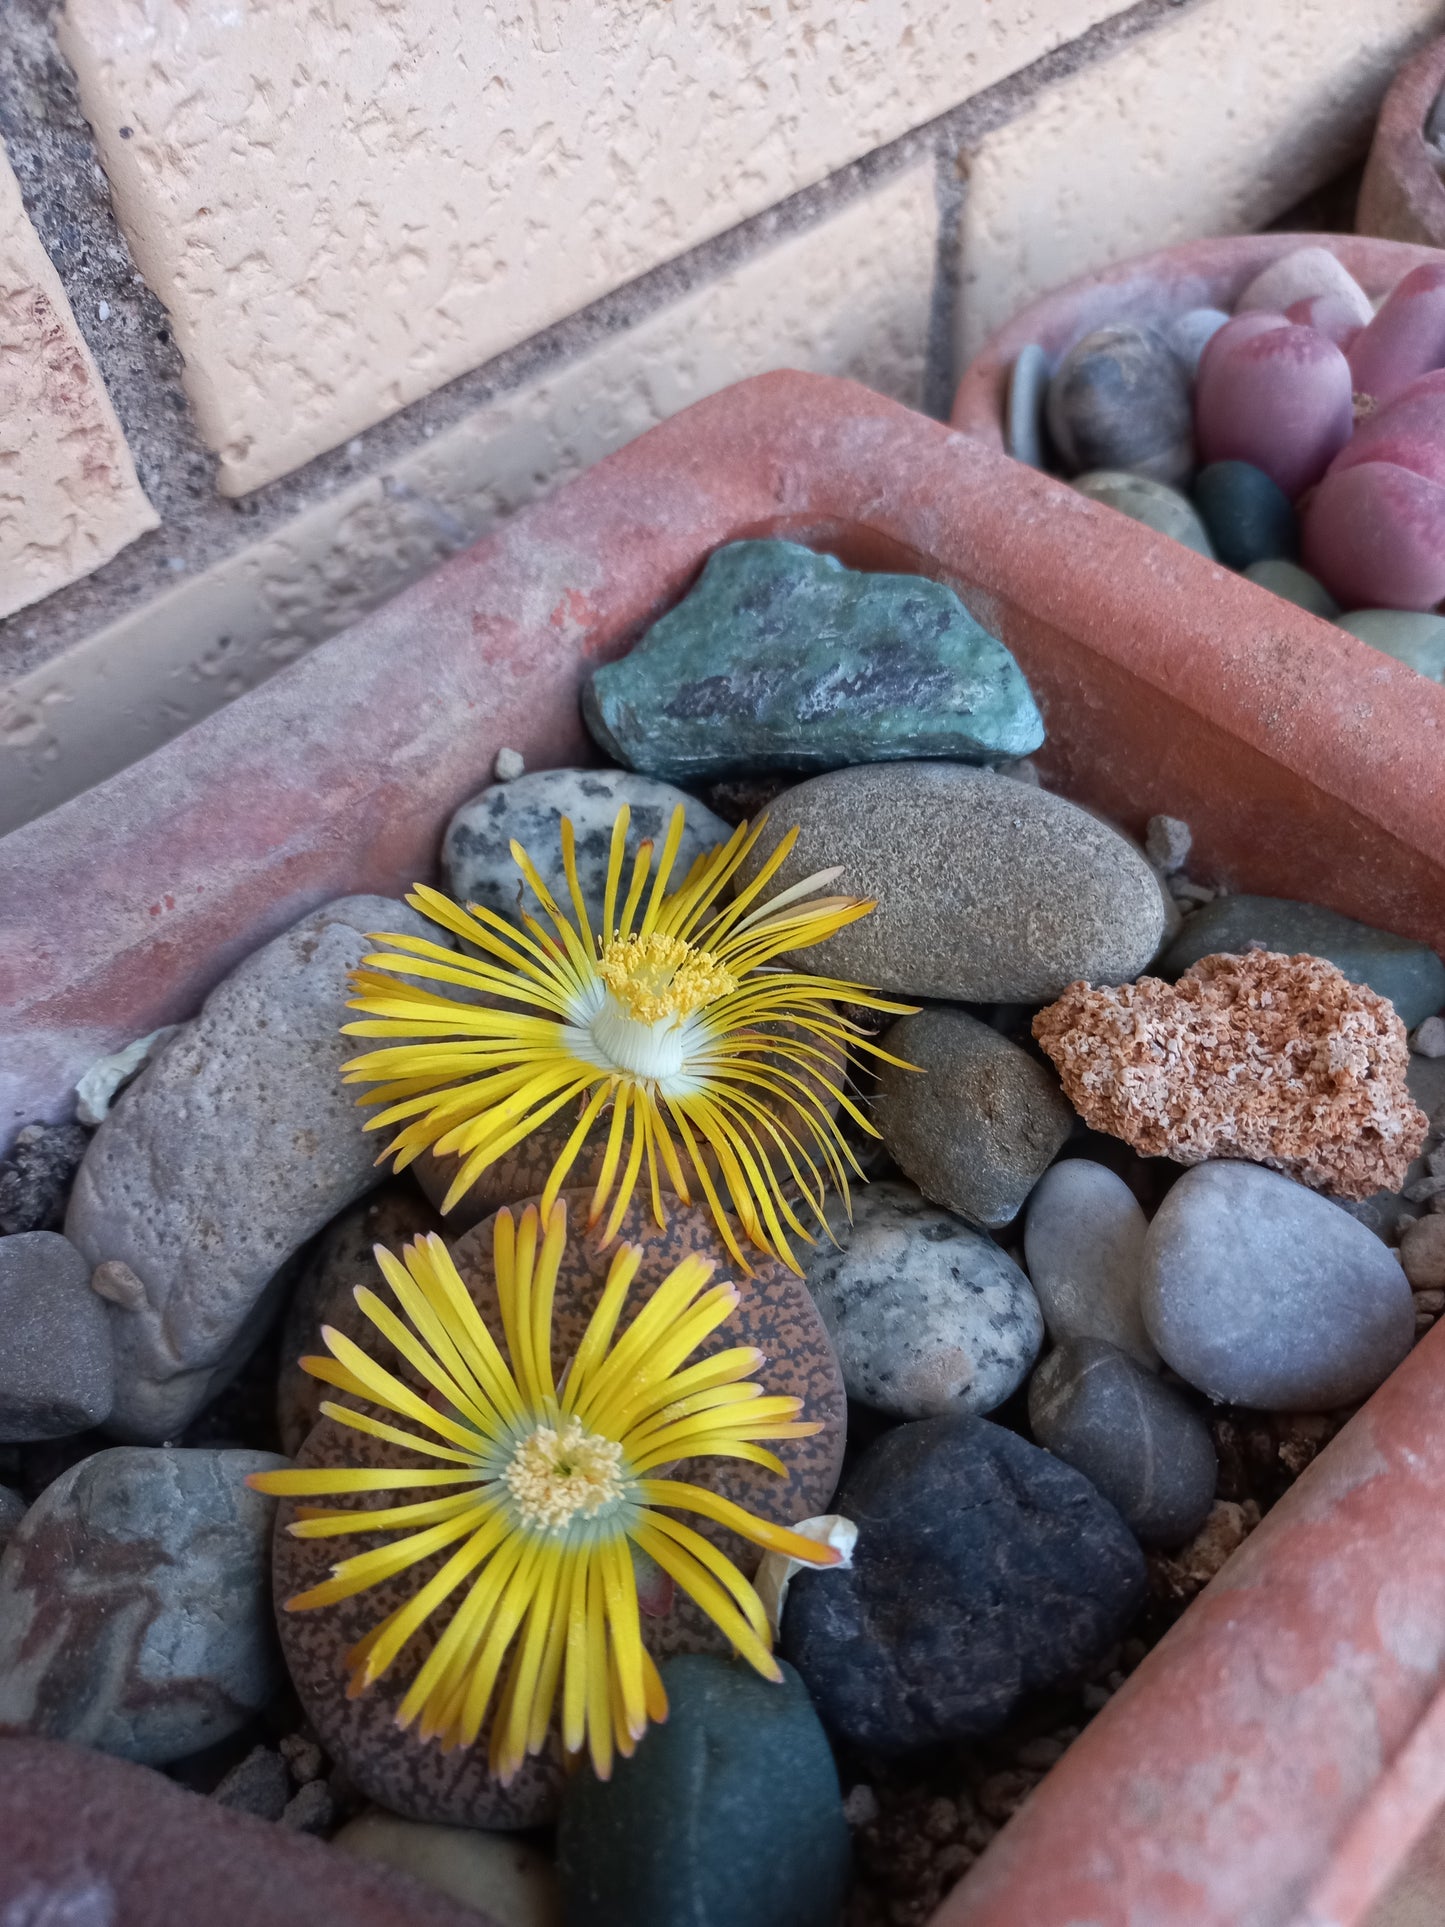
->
1033, 949, 1428, 1199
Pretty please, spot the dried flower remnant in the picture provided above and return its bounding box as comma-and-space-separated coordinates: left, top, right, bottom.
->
341, 803, 915, 1272
249, 1199, 840, 1782
1033, 949, 1427, 1198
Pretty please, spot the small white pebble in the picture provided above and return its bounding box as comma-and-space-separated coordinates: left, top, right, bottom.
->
97, 299, 111, 321
843, 1784, 879, 1826
1411, 1015, 1445, 1058
1145, 814, 1192, 875
494, 747, 525, 782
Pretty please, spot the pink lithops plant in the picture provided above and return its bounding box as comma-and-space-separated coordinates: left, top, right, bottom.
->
1283, 293, 1364, 352
1195, 317, 1353, 499
1328, 369, 1445, 489
1348, 261, 1445, 412
1302, 459, 1445, 612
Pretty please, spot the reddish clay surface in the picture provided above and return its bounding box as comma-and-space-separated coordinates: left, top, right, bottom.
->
6, 370, 1445, 1922
8, 366, 1445, 1157
0, 1735, 496, 1926
1359, 33, 1445, 250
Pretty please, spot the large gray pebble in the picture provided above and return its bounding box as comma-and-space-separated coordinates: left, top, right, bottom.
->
66, 896, 442, 1442
1024, 1160, 1158, 1368
873, 1009, 1072, 1227
737, 762, 1167, 1003
803, 1181, 1042, 1418
0, 1232, 114, 1440
1028, 1338, 1216, 1546
1141, 1163, 1415, 1409
0, 1446, 286, 1765
442, 768, 728, 929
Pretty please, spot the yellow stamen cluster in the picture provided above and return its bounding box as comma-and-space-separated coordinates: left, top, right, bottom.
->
248, 1200, 841, 1783
504, 1419, 624, 1532
341, 803, 916, 1272
596, 931, 736, 1024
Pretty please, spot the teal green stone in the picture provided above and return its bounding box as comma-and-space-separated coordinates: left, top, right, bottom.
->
1337, 609, 1445, 683
1159, 894, 1445, 1029
1243, 559, 1340, 619
1071, 470, 1215, 557
581, 539, 1044, 783
1192, 461, 1298, 570
556, 1656, 850, 1927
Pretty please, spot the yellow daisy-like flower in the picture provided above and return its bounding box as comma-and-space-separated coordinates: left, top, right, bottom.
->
341, 803, 913, 1272
249, 1199, 840, 1781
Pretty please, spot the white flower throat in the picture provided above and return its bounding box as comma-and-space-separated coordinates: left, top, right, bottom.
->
569, 932, 735, 1087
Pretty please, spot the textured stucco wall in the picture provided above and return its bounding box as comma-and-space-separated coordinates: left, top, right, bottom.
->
57, 0, 1133, 493
0, 142, 155, 619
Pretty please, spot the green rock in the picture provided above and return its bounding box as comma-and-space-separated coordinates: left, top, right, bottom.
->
557, 1656, 849, 1927
1071, 470, 1215, 557
1159, 894, 1445, 1029
1337, 609, 1445, 683
1243, 559, 1340, 619
1193, 461, 1297, 570
581, 540, 1044, 783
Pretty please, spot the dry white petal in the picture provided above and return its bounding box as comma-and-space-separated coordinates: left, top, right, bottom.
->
754, 1514, 857, 1638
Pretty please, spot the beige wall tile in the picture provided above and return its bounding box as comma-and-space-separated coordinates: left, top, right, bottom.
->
956, 0, 1445, 362
58, 0, 1128, 494
0, 145, 156, 620
0, 160, 937, 830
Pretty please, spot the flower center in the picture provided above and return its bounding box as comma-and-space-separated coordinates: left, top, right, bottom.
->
597, 933, 735, 1025
503, 1418, 625, 1533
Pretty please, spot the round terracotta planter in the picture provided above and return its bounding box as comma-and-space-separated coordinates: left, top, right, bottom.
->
951, 230, 1442, 452
7, 372, 1445, 1923
1358, 32, 1445, 250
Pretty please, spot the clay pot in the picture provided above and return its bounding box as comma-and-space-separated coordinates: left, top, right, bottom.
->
6, 370, 1445, 1920
1358, 33, 1445, 250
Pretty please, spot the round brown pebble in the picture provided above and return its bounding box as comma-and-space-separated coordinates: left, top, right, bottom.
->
273, 1190, 846, 1829
1401, 1214, 1445, 1290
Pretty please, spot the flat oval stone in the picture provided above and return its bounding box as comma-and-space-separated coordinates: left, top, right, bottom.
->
1045, 324, 1194, 486
583, 540, 1044, 783
1337, 608, 1445, 682
872, 1009, 1073, 1229
1243, 558, 1340, 618
1072, 470, 1215, 557
1027, 1338, 1216, 1546
66, 896, 443, 1443
442, 768, 728, 928
273, 1193, 846, 1829
781, 1415, 1145, 1750
1006, 343, 1049, 467
0, 1231, 114, 1441
737, 762, 1168, 1004
801, 1180, 1042, 1417
557, 1655, 848, 1927
1157, 893, 1445, 1029
0, 1446, 286, 1765
1023, 1159, 1158, 1368
1140, 1162, 1414, 1409
1192, 461, 1298, 570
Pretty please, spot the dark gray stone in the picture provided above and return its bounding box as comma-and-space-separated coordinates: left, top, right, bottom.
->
0, 1446, 287, 1765
442, 767, 729, 929
1158, 894, 1445, 1029
582, 540, 1044, 784
212, 1744, 292, 1822
0, 1123, 89, 1235
1023, 1159, 1158, 1368
556, 1655, 849, 1927
1045, 323, 1194, 486
1193, 461, 1298, 570
736, 762, 1168, 1004
66, 895, 444, 1442
0, 1231, 114, 1440
1028, 1338, 1216, 1546
782, 1415, 1145, 1751
1141, 1162, 1415, 1410
873, 1009, 1072, 1229
801, 1180, 1042, 1417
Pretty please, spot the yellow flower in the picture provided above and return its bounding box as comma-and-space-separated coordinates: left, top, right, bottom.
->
249, 1200, 840, 1781
341, 804, 913, 1272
